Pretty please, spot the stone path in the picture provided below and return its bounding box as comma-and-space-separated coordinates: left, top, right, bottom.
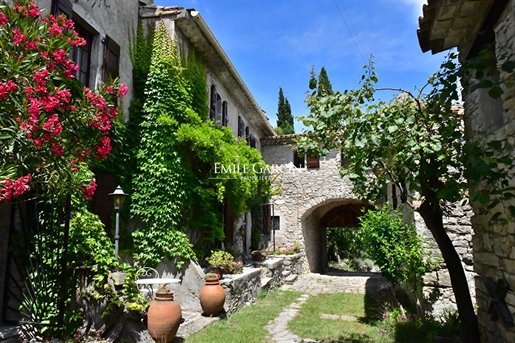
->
264, 271, 389, 343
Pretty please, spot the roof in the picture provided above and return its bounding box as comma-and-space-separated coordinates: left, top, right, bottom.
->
260, 133, 305, 146
417, 0, 500, 57
139, 5, 276, 138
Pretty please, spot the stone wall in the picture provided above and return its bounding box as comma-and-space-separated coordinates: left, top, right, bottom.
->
262, 136, 477, 316
220, 255, 304, 315
414, 202, 476, 317
462, 1, 515, 341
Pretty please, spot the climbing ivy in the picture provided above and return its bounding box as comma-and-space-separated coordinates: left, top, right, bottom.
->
130, 22, 272, 266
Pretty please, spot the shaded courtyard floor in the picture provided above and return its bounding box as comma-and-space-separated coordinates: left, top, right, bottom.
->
173, 271, 390, 342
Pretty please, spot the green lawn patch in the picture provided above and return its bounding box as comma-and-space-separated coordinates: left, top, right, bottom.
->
183, 289, 302, 343
288, 292, 388, 343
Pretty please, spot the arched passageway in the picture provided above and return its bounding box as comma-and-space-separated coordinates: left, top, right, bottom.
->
301, 200, 373, 273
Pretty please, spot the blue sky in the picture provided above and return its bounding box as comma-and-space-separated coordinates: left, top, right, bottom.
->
154, 0, 446, 133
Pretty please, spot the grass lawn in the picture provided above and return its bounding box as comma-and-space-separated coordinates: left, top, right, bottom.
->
183, 289, 302, 343
288, 292, 390, 343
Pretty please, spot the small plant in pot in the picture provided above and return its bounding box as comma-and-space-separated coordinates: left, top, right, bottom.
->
204, 272, 219, 280
206, 250, 234, 276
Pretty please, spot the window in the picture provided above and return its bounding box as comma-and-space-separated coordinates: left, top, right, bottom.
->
209, 85, 217, 121
293, 150, 319, 168
293, 150, 305, 168
52, 1, 93, 87
221, 101, 228, 126
103, 36, 120, 82
51, 0, 72, 17
245, 126, 250, 142
69, 22, 93, 86
271, 216, 280, 231
248, 134, 257, 148
238, 116, 245, 137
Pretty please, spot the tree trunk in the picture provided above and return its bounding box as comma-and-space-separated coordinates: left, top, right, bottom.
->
418, 200, 480, 343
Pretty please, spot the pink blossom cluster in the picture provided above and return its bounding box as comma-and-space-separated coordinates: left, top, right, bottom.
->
0, 1, 128, 202
0, 80, 16, 99
0, 175, 32, 201
80, 180, 97, 200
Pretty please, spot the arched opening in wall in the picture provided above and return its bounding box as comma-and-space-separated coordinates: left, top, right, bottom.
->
302, 200, 373, 273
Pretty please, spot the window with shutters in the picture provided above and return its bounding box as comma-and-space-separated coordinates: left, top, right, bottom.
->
245, 126, 250, 142
102, 36, 120, 82
306, 154, 320, 169
221, 101, 228, 126
238, 116, 245, 138
52, 0, 94, 87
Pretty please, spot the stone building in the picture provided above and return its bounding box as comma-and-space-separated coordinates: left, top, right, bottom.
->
261, 134, 476, 316
418, 0, 515, 341
0, 0, 275, 337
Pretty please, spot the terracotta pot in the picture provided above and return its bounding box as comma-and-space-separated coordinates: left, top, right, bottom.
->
252, 252, 266, 261
199, 277, 226, 316
278, 246, 287, 255
147, 292, 182, 343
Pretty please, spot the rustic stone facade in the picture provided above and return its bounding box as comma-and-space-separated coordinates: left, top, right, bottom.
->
261, 135, 476, 316
418, 0, 515, 341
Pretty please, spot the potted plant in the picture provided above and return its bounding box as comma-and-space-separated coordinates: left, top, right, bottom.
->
199, 273, 226, 316
146, 285, 182, 342
206, 250, 234, 276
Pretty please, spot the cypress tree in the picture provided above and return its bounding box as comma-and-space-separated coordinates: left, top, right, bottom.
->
276, 87, 294, 134
317, 67, 333, 96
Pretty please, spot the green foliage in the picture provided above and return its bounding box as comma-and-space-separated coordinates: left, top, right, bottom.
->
359, 205, 429, 291
130, 22, 272, 266
327, 227, 368, 262
0, 0, 125, 201
206, 250, 234, 268
275, 87, 294, 134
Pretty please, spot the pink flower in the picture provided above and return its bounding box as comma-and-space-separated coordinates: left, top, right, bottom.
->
50, 143, 64, 156
25, 41, 38, 50
47, 22, 63, 37
12, 28, 25, 46
0, 11, 9, 26
27, 2, 41, 18
81, 180, 97, 200
33, 69, 49, 85
117, 84, 128, 98
0, 80, 17, 99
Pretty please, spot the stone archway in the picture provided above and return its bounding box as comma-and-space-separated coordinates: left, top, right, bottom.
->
301, 199, 372, 273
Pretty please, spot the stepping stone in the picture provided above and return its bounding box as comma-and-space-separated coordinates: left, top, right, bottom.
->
320, 313, 357, 321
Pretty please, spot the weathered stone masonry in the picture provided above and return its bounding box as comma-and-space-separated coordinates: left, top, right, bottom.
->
261, 134, 476, 316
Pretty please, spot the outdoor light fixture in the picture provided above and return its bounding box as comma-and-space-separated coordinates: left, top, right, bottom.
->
109, 185, 128, 270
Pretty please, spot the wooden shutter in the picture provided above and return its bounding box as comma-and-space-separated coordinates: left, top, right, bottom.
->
209, 85, 217, 121
306, 154, 320, 168
238, 116, 244, 137
222, 101, 228, 126
245, 126, 250, 143
249, 134, 256, 148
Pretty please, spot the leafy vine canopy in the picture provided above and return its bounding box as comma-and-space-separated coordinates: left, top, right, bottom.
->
130, 22, 272, 266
